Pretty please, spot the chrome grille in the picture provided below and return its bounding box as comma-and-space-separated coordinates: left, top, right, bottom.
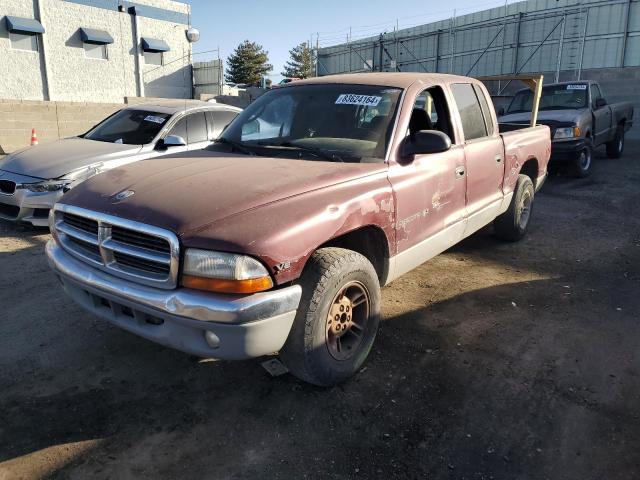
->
0, 180, 16, 195
53, 205, 179, 289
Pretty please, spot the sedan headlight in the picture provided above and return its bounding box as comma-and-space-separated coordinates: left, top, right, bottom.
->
181, 249, 273, 294
18, 165, 102, 193
554, 126, 581, 140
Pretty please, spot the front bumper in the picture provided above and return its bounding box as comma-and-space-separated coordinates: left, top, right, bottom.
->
46, 240, 302, 360
0, 170, 61, 226
550, 139, 586, 163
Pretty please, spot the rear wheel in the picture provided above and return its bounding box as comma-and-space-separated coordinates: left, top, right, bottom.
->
280, 248, 380, 386
494, 174, 535, 242
571, 143, 593, 178
606, 125, 625, 159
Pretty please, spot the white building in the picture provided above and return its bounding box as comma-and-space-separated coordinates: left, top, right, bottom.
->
0, 0, 194, 102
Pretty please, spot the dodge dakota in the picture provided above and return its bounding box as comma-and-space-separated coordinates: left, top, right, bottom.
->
499, 81, 633, 177
46, 73, 550, 386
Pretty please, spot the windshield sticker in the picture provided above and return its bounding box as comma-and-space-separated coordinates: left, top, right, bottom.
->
566, 84, 587, 90
144, 115, 166, 124
335, 94, 382, 107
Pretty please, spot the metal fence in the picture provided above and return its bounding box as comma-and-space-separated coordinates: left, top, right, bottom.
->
316, 0, 639, 82
193, 59, 224, 98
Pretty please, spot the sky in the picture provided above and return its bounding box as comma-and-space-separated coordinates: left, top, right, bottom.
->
188, 0, 518, 81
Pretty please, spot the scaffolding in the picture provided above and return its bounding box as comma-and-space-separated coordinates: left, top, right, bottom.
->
316, 0, 637, 85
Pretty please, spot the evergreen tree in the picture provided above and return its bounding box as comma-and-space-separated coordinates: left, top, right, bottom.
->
281, 42, 315, 79
225, 40, 273, 85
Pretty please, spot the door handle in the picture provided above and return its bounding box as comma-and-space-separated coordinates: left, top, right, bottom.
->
455, 166, 466, 178
495, 155, 503, 163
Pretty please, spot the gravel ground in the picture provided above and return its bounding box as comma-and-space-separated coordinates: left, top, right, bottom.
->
0, 144, 639, 480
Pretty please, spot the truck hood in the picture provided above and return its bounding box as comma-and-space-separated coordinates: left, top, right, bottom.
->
0, 137, 142, 179
60, 151, 388, 236
500, 109, 586, 125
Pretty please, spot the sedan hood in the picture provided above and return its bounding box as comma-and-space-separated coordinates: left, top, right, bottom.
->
60, 151, 387, 235
500, 109, 585, 125
0, 137, 143, 179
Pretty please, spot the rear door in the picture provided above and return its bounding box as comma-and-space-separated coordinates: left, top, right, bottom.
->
450, 83, 505, 235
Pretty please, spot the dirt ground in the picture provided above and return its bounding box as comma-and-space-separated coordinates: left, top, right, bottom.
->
0, 143, 639, 480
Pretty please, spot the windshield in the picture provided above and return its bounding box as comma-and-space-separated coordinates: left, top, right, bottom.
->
218, 84, 402, 162
84, 109, 171, 145
507, 84, 588, 114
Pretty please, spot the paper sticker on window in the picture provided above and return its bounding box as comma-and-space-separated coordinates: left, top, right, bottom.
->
144, 115, 166, 124
566, 85, 587, 90
335, 94, 382, 106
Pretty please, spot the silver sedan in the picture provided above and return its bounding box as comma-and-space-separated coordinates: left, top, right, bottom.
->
0, 100, 241, 226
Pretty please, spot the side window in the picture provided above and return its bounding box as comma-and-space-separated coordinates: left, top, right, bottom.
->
168, 116, 187, 141
187, 112, 208, 144
591, 85, 603, 107
213, 110, 239, 137
413, 91, 439, 125
473, 85, 494, 136
451, 83, 488, 141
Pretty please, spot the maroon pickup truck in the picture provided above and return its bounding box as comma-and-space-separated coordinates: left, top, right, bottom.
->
46, 73, 551, 386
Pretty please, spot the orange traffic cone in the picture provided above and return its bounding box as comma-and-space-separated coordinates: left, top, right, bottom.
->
30, 128, 38, 146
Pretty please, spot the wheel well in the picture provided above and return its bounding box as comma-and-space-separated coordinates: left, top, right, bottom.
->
520, 158, 539, 186
319, 226, 389, 281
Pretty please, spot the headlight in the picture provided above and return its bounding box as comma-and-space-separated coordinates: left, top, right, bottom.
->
20, 179, 72, 193
18, 165, 102, 193
181, 249, 273, 294
554, 126, 581, 140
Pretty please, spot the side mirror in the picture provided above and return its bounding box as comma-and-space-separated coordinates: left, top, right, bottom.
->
595, 98, 607, 109
163, 135, 187, 147
497, 106, 505, 116
401, 130, 452, 159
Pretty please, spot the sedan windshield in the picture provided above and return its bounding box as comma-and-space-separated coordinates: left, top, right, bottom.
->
84, 109, 171, 145
507, 84, 588, 113
217, 84, 402, 162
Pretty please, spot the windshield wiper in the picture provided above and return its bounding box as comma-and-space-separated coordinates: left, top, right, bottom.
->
257, 141, 345, 162
216, 137, 257, 156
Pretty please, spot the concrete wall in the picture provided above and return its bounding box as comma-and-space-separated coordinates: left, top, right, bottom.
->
0, 99, 123, 154
0, 0, 191, 103
0, 0, 47, 101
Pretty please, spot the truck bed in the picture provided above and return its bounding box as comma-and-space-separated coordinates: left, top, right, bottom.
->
500, 124, 551, 193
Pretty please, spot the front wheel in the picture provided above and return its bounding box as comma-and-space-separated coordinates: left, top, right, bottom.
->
571, 144, 593, 178
606, 126, 625, 159
280, 248, 381, 386
493, 174, 535, 242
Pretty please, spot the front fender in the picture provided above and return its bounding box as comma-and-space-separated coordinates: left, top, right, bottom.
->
180, 170, 395, 285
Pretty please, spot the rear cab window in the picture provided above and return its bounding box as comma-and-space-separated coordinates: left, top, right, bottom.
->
450, 83, 490, 142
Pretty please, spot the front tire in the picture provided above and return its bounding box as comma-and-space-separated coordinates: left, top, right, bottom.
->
571, 143, 593, 178
280, 248, 381, 387
606, 126, 625, 159
494, 174, 535, 242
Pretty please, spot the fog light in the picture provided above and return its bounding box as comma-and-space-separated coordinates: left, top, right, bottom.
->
204, 331, 220, 349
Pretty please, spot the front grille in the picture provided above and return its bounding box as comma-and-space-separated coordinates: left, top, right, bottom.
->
113, 251, 171, 275
0, 180, 16, 195
63, 212, 98, 235
0, 203, 20, 218
112, 226, 170, 254
54, 205, 179, 289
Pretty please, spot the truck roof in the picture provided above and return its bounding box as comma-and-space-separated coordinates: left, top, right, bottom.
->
289, 72, 482, 89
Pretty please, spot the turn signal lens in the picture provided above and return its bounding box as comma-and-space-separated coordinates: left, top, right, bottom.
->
182, 275, 273, 294
573, 126, 581, 137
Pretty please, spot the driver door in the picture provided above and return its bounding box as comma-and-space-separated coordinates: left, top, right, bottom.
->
387, 86, 467, 279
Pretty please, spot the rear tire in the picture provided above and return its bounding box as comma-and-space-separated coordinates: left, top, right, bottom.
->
494, 174, 535, 242
280, 248, 381, 387
570, 142, 593, 178
606, 126, 625, 159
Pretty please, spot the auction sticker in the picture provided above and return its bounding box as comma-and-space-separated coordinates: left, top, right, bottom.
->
566, 84, 587, 90
335, 94, 382, 106
144, 115, 166, 124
